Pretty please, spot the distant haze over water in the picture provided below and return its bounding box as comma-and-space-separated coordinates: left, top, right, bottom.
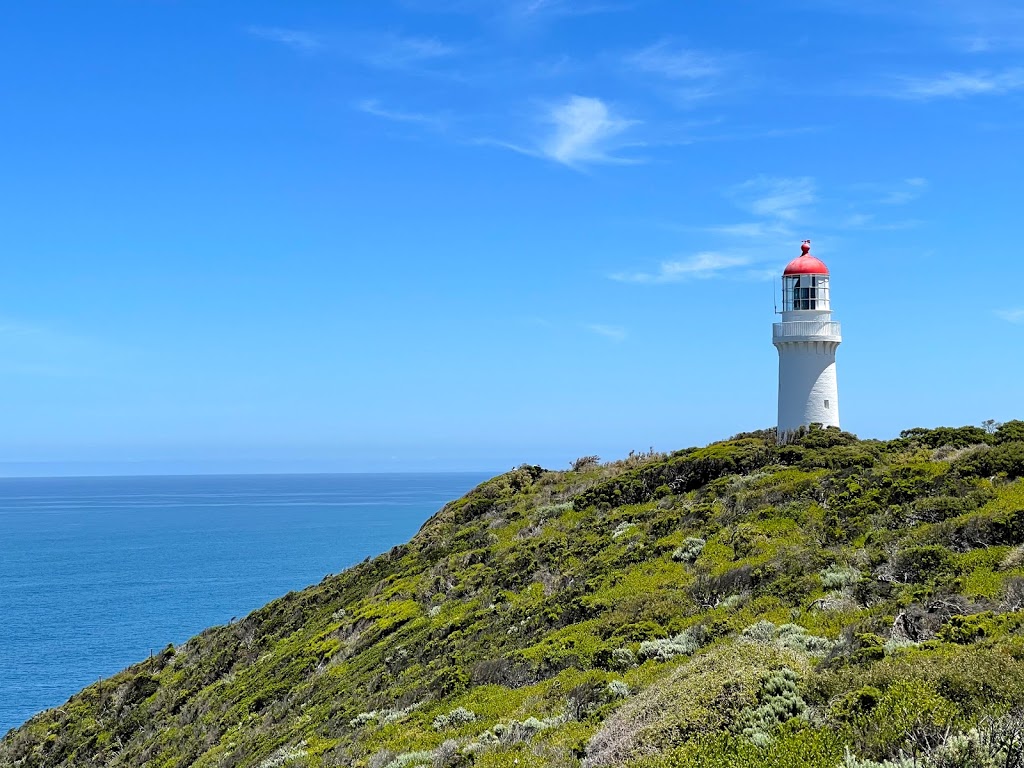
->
0, 472, 489, 734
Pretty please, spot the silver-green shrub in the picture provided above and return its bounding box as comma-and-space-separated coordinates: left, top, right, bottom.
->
257, 744, 308, 768
383, 751, 434, 768
671, 537, 706, 563
741, 620, 835, 656
607, 680, 630, 699
776, 623, 835, 655
737, 667, 807, 745
349, 711, 378, 728
536, 502, 573, 519
432, 707, 477, 730
638, 627, 704, 662
610, 647, 637, 670
820, 563, 861, 590
471, 714, 566, 750
612, 522, 637, 539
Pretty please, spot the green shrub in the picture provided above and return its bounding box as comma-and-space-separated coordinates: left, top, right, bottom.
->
898, 426, 992, 449
573, 439, 776, 510
848, 678, 960, 759
995, 421, 1024, 444
956, 442, 1024, 480
628, 724, 846, 768
891, 546, 955, 584
938, 612, 1024, 644
839, 710, 1024, 768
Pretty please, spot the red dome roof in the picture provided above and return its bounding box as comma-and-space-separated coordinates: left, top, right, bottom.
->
783, 241, 829, 275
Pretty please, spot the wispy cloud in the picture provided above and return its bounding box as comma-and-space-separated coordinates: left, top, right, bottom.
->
838, 214, 924, 231
996, 308, 1024, 323
624, 40, 729, 106
846, 177, 928, 207
879, 177, 928, 204
814, 0, 1024, 53
540, 95, 638, 167
356, 99, 445, 128
730, 176, 816, 221
367, 34, 457, 70
504, 0, 632, 21
626, 41, 721, 81
583, 323, 627, 341
891, 68, 1024, 99
706, 221, 791, 239
247, 26, 323, 52
610, 252, 751, 284
955, 33, 1024, 53
486, 95, 639, 168
404, 0, 630, 15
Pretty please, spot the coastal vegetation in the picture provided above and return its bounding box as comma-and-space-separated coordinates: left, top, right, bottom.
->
3, 422, 1024, 767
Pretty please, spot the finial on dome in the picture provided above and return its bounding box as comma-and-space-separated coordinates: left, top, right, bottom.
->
801, 240, 811, 255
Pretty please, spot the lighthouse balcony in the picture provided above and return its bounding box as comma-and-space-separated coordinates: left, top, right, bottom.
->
772, 320, 842, 343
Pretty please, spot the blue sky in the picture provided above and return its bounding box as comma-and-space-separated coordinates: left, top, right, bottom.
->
0, 0, 1022, 474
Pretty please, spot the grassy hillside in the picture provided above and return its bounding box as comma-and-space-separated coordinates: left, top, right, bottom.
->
4, 422, 1024, 768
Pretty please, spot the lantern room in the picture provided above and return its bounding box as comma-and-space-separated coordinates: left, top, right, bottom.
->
781, 241, 830, 312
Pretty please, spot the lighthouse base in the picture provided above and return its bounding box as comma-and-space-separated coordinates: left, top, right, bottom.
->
775, 339, 840, 444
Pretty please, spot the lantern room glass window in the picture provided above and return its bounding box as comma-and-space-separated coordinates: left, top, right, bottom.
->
782, 275, 830, 311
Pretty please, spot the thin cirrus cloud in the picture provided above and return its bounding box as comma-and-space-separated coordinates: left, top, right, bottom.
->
730, 176, 816, 222
624, 40, 726, 105
399, 0, 627, 19
356, 99, 445, 128
367, 34, 457, 70
625, 40, 722, 81
583, 323, 627, 342
610, 252, 751, 284
498, 0, 634, 23
246, 26, 323, 52
892, 68, 1024, 99
707, 221, 791, 239
877, 177, 928, 205
996, 309, 1024, 324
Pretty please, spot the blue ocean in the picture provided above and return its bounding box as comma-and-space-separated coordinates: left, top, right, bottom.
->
0, 472, 490, 735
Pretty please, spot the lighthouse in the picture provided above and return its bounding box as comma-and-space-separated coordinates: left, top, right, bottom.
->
774, 240, 841, 443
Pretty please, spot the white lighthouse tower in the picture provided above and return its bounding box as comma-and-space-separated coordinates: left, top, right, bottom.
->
774, 240, 841, 443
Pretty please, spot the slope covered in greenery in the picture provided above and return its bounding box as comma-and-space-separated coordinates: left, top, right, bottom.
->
4, 422, 1024, 768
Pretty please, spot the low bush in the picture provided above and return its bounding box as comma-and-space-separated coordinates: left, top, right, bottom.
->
671, 537, 706, 564
638, 627, 706, 662
820, 564, 861, 591
432, 707, 477, 730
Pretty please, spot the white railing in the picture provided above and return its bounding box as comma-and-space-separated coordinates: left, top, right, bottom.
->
772, 320, 842, 341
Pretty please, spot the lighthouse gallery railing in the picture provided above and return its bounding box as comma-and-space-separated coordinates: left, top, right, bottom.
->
772, 320, 842, 341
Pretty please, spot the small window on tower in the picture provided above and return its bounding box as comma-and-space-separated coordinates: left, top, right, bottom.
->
824, 400, 830, 409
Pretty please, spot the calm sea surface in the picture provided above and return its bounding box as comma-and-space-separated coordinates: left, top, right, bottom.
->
0, 472, 489, 735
